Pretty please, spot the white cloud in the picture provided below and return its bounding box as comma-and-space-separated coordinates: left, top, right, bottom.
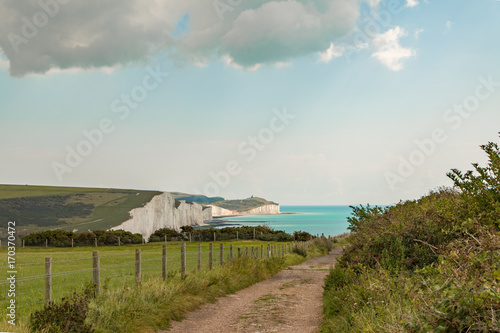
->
275, 61, 291, 68
405, 0, 419, 7
0, 0, 362, 77
414, 28, 424, 39
318, 42, 345, 63
444, 20, 453, 34
371, 27, 415, 71
222, 54, 261, 71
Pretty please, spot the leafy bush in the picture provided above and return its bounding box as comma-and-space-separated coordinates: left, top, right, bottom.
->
322, 133, 500, 332
448, 137, 500, 228
30, 285, 95, 333
23, 230, 143, 247
293, 230, 315, 241
148, 228, 181, 242
292, 245, 307, 257
150, 225, 299, 243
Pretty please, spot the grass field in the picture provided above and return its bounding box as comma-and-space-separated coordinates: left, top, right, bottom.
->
210, 197, 278, 212
0, 239, 294, 327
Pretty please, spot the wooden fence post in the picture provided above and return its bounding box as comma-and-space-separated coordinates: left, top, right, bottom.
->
238, 247, 241, 258
45, 239, 48, 248
253, 227, 255, 240
267, 244, 270, 258
209, 243, 213, 270
245, 247, 248, 257
45, 258, 52, 305
181, 243, 186, 277
118, 237, 121, 247
213, 232, 216, 242
230, 244, 233, 261
135, 249, 141, 285
22, 239, 25, 248
197, 244, 201, 272
261, 245, 263, 259
162, 244, 167, 281
220, 244, 224, 266
93, 251, 100, 294
236, 231, 238, 240
94, 237, 97, 248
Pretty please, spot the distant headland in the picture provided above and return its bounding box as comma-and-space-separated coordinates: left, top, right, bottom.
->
0, 184, 280, 241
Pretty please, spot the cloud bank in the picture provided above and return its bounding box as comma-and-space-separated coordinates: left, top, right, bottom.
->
0, 0, 416, 76
372, 27, 415, 71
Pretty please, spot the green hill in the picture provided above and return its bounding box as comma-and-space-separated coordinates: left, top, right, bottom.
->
170, 192, 224, 204
0, 185, 278, 240
210, 197, 278, 212
0, 185, 161, 235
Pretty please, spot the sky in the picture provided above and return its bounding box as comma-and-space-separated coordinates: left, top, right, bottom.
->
0, 0, 499, 205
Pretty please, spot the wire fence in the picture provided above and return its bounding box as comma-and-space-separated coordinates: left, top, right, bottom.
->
0, 241, 302, 321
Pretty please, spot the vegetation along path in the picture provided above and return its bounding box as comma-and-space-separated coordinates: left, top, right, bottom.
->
163, 247, 343, 333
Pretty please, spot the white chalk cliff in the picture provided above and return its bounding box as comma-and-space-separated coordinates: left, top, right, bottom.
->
209, 204, 280, 217
111, 192, 212, 241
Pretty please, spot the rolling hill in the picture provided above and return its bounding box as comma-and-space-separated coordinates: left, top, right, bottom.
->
0, 185, 161, 235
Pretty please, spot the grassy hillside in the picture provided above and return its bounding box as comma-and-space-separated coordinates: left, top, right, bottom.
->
0, 185, 161, 236
321, 135, 500, 332
210, 197, 278, 212
170, 192, 224, 204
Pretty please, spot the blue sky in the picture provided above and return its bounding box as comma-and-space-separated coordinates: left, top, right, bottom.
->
1, 0, 499, 205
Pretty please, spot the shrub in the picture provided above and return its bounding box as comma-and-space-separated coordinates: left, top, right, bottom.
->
292, 245, 307, 257
30, 285, 95, 333
322, 133, 500, 332
448, 135, 500, 228
148, 228, 180, 242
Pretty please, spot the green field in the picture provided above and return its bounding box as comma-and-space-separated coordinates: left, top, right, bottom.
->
0, 185, 162, 237
0, 239, 292, 324
210, 197, 278, 212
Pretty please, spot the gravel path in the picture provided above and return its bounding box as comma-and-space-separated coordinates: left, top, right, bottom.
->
162, 247, 343, 333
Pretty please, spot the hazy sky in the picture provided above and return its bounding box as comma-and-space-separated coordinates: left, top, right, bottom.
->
1, 0, 499, 205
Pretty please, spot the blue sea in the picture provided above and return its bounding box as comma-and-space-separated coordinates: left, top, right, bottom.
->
217, 205, 353, 237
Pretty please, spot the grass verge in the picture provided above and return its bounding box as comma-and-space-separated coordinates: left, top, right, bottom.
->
6, 238, 332, 332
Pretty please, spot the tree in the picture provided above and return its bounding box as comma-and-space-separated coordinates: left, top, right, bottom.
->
447, 133, 500, 228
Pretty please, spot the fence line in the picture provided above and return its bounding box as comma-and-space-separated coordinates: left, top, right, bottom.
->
0, 240, 314, 321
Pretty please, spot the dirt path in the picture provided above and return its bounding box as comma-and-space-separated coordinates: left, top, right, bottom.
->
162, 247, 343, 333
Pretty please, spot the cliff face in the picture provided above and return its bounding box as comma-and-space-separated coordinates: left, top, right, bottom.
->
209, 204, 280, 217
111, 192, 212, 241
209, 205, 238, 217
245, 204, 280, 215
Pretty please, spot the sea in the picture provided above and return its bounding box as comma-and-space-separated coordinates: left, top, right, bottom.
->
214, 205, 353, 237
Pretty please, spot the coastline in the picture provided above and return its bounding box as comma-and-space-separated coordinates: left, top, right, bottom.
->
197, 212, 299, 230
198, 206, 352, 237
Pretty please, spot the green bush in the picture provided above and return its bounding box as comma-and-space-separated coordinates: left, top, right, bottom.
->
322, 133, 500, 333
30, 285, 95, 333
23, 230, 143, 247
292, 245, 307, 257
